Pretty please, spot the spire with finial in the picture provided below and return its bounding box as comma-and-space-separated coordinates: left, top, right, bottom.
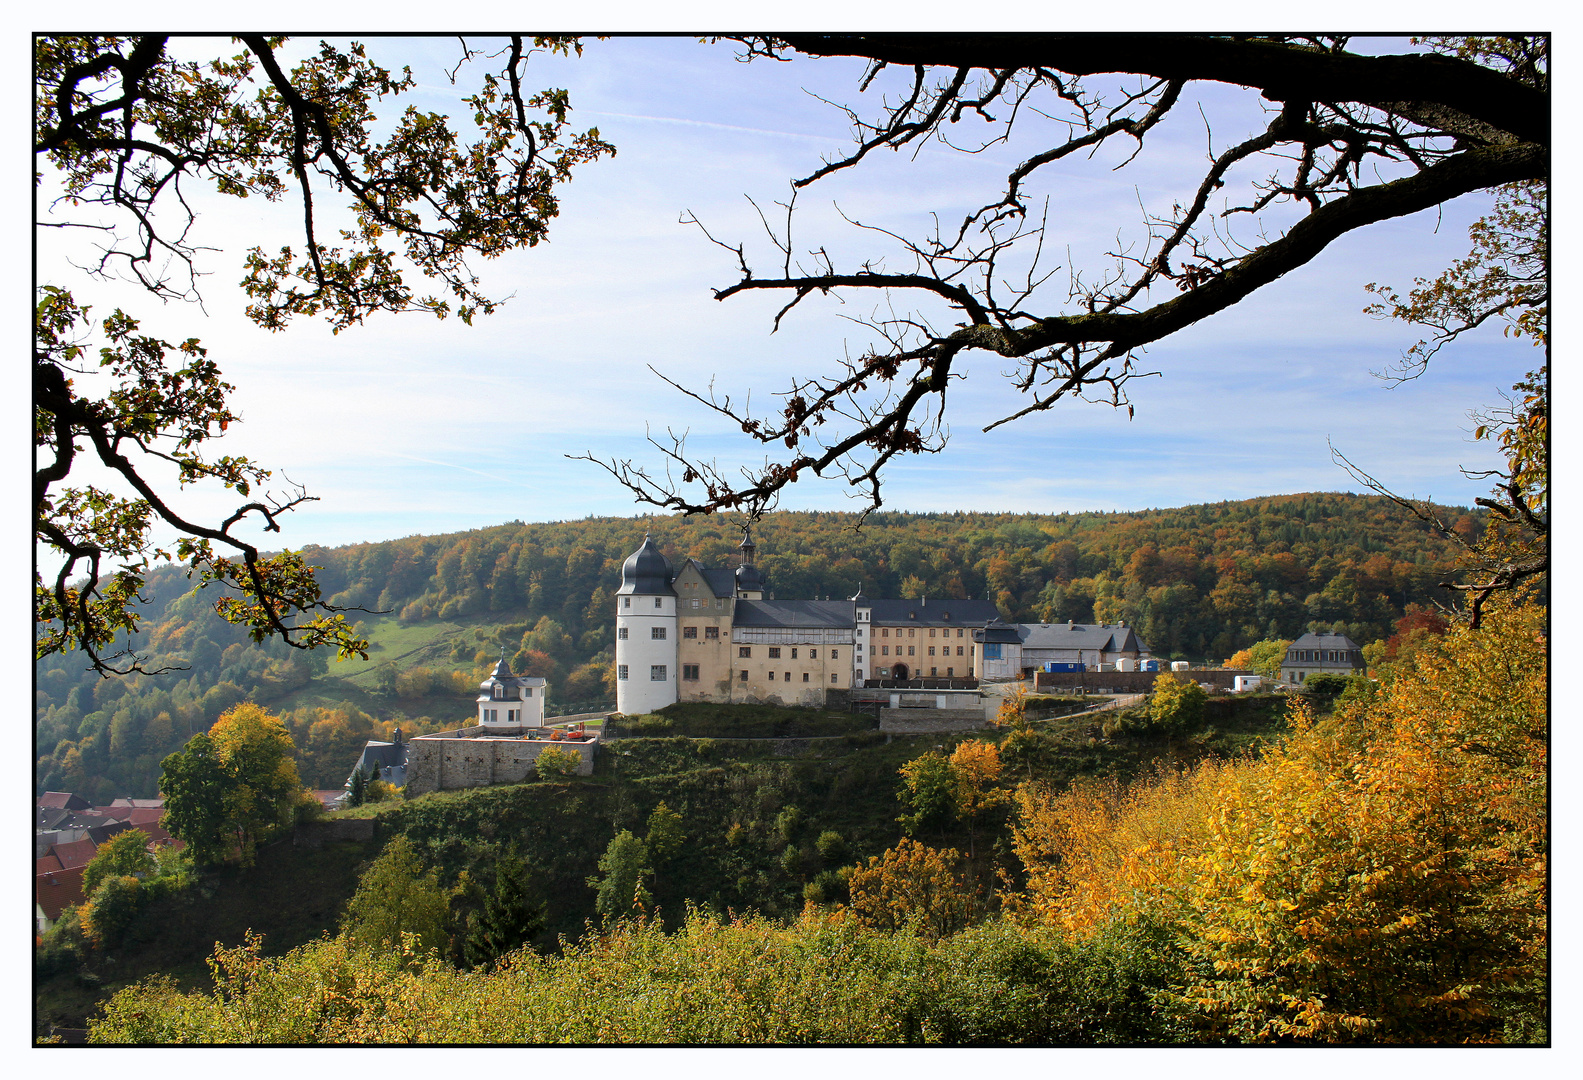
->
738, 524, 756, 567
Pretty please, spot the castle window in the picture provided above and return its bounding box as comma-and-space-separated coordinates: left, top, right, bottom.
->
624, 597, 630, 608
740, 670, 748, 681
705, 626, 719, 639
929, 629, 936, 638
908, 646, 915, 656
524, 688, 533, 697
957, 646, 964, 656
802, 672, 810, 682
831, 674, 839, 683
930, 668, 937, 676
650, 665, 667, 681
882, 628, 889, 637
654, 597, 662, 609
790, 648, 798, 659
617, 665, 629, 680
739, 647, 751, 658
784, 672, 791, 682
683, 626, 697, 639
690, 598, 700, 609
946, 668, 954, 677
683, 664, 700, 681
809, 649, 817, 659
618, 627, 628, 640
831, 650, 838, 659
882, 645, 889, 656
928, 647, 936, 656
769, 647, 781, 659
957, 629, 964, 638
768, 671, 775, 681
652, 627, 667, 640
908, 628, 915, 637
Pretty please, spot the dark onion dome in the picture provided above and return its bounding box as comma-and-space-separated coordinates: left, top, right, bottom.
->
617, 534, 676, 596
735, 561, 767, 593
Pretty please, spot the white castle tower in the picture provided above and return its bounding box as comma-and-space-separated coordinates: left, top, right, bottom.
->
614, 534, 679, 715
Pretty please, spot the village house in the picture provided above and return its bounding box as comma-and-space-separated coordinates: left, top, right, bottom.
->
1279, 631, 1366, 684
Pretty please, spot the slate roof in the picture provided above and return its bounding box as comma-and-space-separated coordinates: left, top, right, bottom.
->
36, 807, 72, 831
1287, 632, 1362, 651
733, 599, 856, 629
1018, 622, 1148, 655
701, 568, 737, 597
976, 618, 1023, 645
85, 821, 132, 846
864, 598, 1002, 628
36, 865, 87, 922
617, 534, 676, 596
349, 739, 409, 788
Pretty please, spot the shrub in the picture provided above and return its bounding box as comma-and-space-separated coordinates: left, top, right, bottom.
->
1300, 672, 1350, 695
533, 746, 582, 781
81, 875, 144, 949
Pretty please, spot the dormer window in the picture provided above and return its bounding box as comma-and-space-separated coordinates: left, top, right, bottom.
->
493, 685, 506, 700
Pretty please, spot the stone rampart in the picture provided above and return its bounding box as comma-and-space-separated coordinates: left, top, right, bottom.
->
404, 730, 597, 796
877, 708, 990, 734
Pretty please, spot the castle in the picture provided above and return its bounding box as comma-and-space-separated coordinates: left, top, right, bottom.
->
613, 529, 1004, 713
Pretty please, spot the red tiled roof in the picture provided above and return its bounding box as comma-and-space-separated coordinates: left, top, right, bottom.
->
130, 821, 178, 848
36, 865, 87, 922
51, 838, 98, 870
37, 854, 63, 875
123, 807, 165, 826
38, 792, 89, 811
108, 798, 164, 809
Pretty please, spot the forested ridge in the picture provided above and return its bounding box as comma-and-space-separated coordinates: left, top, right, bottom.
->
36, 493, 1478, 801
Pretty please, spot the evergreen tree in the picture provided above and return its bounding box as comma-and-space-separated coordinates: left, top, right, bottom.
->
464, 854, 546, 969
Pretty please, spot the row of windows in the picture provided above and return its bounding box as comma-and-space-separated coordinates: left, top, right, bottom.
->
733, 627, 852, 644
738, 671, 840, 683
873, 627, 966, 638
1286, 649, 1360, 664
622, 597, 667, 609
615, 665, 669, 681
481, 708, 523, 723
489, 685, 534, 699
736, 646, 840, 659
877, 645, 971, 657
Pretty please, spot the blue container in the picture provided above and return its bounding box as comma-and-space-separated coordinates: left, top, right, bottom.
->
1044, 662, 1085, 673
1141, 659, 1162, 672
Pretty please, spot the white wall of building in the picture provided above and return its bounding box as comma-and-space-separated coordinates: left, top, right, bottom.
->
616, 593, 678, 714
477, 680, 546, 727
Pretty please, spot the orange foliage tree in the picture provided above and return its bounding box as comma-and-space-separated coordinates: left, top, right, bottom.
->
1007, 599, 1546, 1043
846, 837, 969, 942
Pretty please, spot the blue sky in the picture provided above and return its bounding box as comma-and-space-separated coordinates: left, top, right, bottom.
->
34, 32, 1538, 555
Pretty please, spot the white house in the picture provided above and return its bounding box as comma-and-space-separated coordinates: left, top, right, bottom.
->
477, 657, 546, 728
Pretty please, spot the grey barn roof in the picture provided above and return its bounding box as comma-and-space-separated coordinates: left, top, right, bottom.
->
863, 598, 1001, 627
1017, 622, 1147, 654
733, 599, 856, 629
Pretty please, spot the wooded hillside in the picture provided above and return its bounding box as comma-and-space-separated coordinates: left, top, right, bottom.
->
36, 494, 1477, 800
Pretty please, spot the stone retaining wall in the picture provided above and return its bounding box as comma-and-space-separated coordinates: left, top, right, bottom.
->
878, 708, 990, 734
1033, 669, 1255, 693
404, 730, 597, 796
